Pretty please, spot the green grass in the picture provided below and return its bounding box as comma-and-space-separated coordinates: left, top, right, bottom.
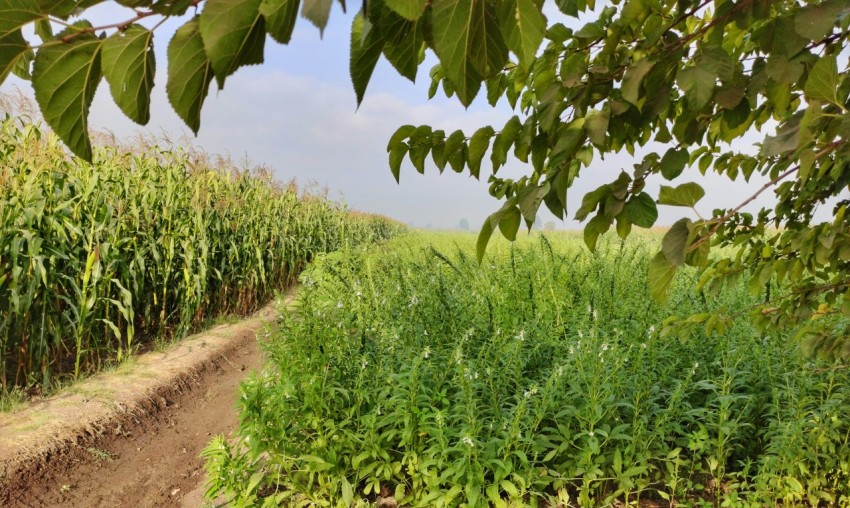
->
203, 232, 849, 507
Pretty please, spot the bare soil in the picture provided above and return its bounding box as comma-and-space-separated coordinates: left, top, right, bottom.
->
0, 301, 285, 508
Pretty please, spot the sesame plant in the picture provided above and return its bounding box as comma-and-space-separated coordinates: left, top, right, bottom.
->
0, 115, 405, 393
203, 232, 850, 507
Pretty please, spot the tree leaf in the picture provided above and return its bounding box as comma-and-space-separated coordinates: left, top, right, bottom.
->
517, 183, 549, 225
431, 0, 505, 106
32, 22, 102, 161
677, 66, 715, 111
794, 0, 843, 41
350, 12, 385, 105
166, 16, 214, 134
585, 107, 609, 147
260, 0, 301, 44
658, 182, 705, 207
804, 54, 837, 104
301, 0, 333, 35
0, 29, 29, 82
384, 0, 426, 21
0, 0, 43, 39
491, 115, 521, 171
467, 126, 495, 178
621, 58, 653, 106
499, 0, 546, 70
380, 10, 424, 82
497, 205, 521, 240
101, 24, 155, 125
476, 215, 494, 263
388, 143, 407, 182
200, 0, 266, 89
445, 129, 467, 172
583, 214, 611, 251
661, 218, 691, 266
623, 192, 657, 228
660, 147, 688, 180
648, 251, 676, 304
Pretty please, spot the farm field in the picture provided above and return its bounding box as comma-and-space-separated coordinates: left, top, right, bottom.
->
0, 117, 404, 401
204, 232, 850, 507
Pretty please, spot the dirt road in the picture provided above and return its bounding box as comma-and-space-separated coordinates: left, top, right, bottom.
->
0, 303, 281, 508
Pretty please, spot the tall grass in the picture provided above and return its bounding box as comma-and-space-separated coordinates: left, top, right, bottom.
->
204, 232, 850, 506
0, 116, 404, 390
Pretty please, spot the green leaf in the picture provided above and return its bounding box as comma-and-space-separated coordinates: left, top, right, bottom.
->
585, 107, 609, 147
350, 12, 385, 105
658, 182, 705, 208
499, 0, 546, 70
388, 144, 407, 182
467, 126, 494, 178
583, 214, 611, 251
575, 185, 609, 221
260, 0, 301, 44
660, 147, 688, 180
32, 22, 102, 161
301, 0, 333, 34
623, 192, 657, 228
804, 54, 837, 104
621, 58, 653, 106
0, 0, 43, 39
384, 0, 426, 20
696, 46, 734, 82
101, 24, 155, 125
517, 183, 549, 225
432, 0, 506, 105
387, 124, 415, 150
661, 218, 691, 266
200, 0, 266, 89
494, 206, 520, 241
677, 66, 715, 111
794, 0, 843, 41
0, 29, 29, 82
648, 251, 676, 304
491, 115, 521, 171
445, 130, 467, 172
574, 21, 603, 39
166, 16, 214, 135
476, 215, 494, 263
380, 11, 425, 82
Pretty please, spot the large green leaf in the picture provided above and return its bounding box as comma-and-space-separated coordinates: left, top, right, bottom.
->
0, 29, 29, 82
301, 0, 333, 35
200, 0, 266, 89
166, 16, 214, 134
384, 0, 426, 21
623, 192, 657, 228
660, 147, 688, 180
380, 9, 425, 82
431, 0, 492, 105
658, 182, 705, 208
677, 66, 716, 111
661, 218, 691, 266
499, 0, 546, 70
467, 125, 494, 178
648, 251, 676, 304
32, 22, 102, 161
350, 12, 385, 106
101, 24, 155, 125
260, 0, 301, 44
0, 0, 43, 38
620, 58, 653, 106
476, 216, 494, 263
804, 54, 837, 104
794, 0, 844, 41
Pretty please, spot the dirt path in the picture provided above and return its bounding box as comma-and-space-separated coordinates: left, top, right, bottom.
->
0, 300, 286, 508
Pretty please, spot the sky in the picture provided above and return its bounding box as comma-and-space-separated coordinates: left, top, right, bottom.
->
3, 1, 794, 230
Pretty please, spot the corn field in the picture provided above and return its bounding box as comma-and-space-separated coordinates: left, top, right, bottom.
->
0, 117, 404, 390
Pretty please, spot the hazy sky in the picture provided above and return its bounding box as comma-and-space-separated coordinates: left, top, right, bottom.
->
5, 2, 793, 229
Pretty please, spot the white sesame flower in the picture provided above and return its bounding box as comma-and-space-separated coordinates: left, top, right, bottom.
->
462, 436, 475, 447
337, 301, 343, 308
516, 330, 525, 341
588, 431, 595, 437
601, 343, 609, 351
423, 346, 431, 359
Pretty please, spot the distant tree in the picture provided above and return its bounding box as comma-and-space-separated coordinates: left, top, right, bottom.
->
3, 0, 849, 357
544, 221, 556, 232
458, 218, 470, 230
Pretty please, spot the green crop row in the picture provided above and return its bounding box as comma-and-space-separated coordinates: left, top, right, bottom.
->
0, 117, 404, 391
204, 232, 849, 507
